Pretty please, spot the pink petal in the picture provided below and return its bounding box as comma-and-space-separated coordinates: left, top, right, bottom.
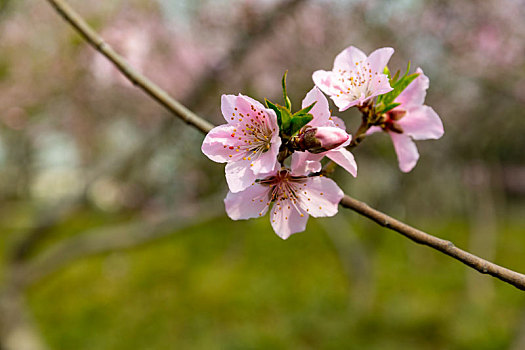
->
235, 94, 268, 115
395, 68, 429, 108
201, 124, 243, 163
250, 137, 281, 175
264, 108, 280, 136
389, 132, 420, 173
331, 95, 358, 112
225, 161, 257, 193
326, 148, 358, 177
302, 87, 331, 127
333, 46, 367, 71
312, 70, 336, 97
224, 184, 270, 220
367, 47, 394, 73
368, 76, 394, 98
366, 126, 382, 135
398, 105, 444, 140
329, 117, 347, 131
220, 94, 238, 124
270, 199, 309, 239
299, 176, 343, 217
291, 152, 322, 176
238, 96, 280, 134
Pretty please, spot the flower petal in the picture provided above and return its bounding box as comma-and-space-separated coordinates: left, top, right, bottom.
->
312, 70, 337, 97
291, 151, 322, 176
225, 161, 257, 193
395, 68, 429, 108
270, 199, 309, 239
235, 94, 268, 115
224, 184, 270, 220
250, 137, 281, 175
326, 148, 357, 177
333, 46, 367, 71
389, 132, 420, 172
330, 116, 347, 131
302, 87, 331, 127
331, 95, 358, 112
398, 105, 444, 140
201, 124, 243, 163
367, 47, 394, 73
220, 94, 238, 124
366, 126, 382, 135
299, 176, 343, 217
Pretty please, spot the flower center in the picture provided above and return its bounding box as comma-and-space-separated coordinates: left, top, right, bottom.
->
381, 109, 406, 134
335, 60, 382, 100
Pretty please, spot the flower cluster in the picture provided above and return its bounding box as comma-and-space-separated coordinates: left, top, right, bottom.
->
202, 45, 444, 239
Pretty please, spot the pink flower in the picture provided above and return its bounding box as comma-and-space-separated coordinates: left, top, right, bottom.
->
224, 156, 344, 239
367, 68, 444, 172
294, 87, 358, 177
202, 94, 281, 192
313, 46, 394, 111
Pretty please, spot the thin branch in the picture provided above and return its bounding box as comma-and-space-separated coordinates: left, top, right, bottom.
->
46, 0, 213, 134
44, 0, 525, 291
340, 196, 525, 291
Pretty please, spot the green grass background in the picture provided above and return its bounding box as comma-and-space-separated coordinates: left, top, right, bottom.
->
23, 210, 525, 350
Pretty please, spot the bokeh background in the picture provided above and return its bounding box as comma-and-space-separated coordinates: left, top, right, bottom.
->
1, 0, 525, 349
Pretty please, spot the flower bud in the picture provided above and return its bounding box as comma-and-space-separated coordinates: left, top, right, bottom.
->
296, 126, 349, 154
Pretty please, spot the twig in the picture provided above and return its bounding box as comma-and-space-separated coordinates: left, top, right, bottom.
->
340, 196, 525, 291
46, 0, 213, 134
44, 0, 525, 291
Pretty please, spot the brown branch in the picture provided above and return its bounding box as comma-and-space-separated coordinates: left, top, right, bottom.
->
340, 196, 525, 291
46, 0, 213, 134
43, 0, 525, 291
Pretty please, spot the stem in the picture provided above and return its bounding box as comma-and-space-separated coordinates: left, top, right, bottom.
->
347, 117, 370, 150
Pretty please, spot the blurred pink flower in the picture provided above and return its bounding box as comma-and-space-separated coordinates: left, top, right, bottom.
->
367, 68, 444, 172
294, 87, 357, 177
224, 157, 344, 239
313, 46, 394, 111
202, 94, 281, 193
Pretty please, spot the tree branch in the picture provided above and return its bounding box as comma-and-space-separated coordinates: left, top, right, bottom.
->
46, 0, 213, 134
44, 0, 525, 291
340, 196, 525, 291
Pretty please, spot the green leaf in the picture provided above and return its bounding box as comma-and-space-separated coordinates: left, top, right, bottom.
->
289, 114, 313, 136
377, 102, 401, 114
265, 99, 282, 127
377, 62, 420, 107
282, 70, 291, 110
391, 69, 400, 82
292, 101, 317, 118
280, 107, 292, 134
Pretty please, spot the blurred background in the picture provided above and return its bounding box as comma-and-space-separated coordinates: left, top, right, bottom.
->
0, 0, 524, 348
